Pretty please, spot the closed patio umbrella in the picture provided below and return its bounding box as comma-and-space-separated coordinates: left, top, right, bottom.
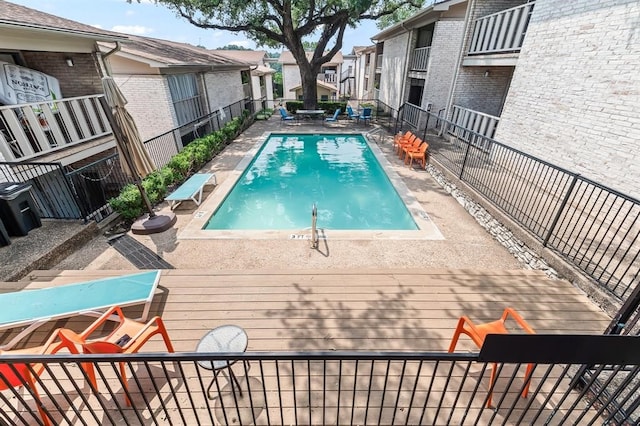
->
101, 76, 176, 234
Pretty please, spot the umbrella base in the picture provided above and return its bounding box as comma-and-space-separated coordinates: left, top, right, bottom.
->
131, 213, 177, 235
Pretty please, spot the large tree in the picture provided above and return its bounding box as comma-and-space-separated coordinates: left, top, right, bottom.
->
146, 0, 424, 108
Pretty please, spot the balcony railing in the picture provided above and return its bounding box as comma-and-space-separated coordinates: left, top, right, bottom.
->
317, 73, 337, 84
1, 334, 639, 425
0, 94, 112, 162
340, 66, 354, 81
468, 2, 535, 55
448, 105, 499, 152
411, 46, 431, 71
402, 102, 431, 129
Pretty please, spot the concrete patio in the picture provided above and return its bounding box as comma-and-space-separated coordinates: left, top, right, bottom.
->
38, 114, 527, 274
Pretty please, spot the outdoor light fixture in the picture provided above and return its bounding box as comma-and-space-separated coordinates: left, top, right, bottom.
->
484, 70, 490, 78
65, 58, 74, 67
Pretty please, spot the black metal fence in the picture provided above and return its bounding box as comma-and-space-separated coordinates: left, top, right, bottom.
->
394, 106, 640, 303
0, 162, 83, 220
1, 334, 639, 425
0, 98, 255, 223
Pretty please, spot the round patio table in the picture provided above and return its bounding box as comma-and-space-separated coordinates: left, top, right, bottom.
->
196, 325, 248, 398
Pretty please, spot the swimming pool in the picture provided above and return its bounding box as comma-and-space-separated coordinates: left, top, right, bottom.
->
204, 133, 418, 230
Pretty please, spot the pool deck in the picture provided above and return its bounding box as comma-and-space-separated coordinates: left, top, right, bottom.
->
49, 115, 525, 272
0, 114, 616, 425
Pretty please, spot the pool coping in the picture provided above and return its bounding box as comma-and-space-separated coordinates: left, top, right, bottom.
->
178, 131, 445, 241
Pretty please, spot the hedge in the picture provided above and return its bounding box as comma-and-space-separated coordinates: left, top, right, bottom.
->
284, 101, 347, 115
109, 109, 251, 221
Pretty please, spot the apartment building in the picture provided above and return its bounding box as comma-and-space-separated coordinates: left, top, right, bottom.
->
278, 50, 345, 101
373, 0, 640, 198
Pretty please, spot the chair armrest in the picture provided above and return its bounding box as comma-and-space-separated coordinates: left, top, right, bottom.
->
503, 308, 535, 334
80, 306, 126, 339
121, 316, 165, 351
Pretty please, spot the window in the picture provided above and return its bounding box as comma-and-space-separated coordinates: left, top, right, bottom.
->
241, 70, 250, 85
320, 94, 329, 101
408, 78, 424, 106
416, 23, 435, 48
167, 73, 204, 126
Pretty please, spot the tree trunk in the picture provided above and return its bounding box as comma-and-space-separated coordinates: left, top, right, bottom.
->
299, 64, 320, 109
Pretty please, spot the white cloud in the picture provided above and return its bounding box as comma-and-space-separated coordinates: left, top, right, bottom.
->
111, 25, 154, 35
125, 10, 135, 17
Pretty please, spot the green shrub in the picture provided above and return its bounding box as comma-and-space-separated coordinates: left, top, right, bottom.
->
109, 112, 251, 222
108, 184, 144, 221
284, 100, 346, 115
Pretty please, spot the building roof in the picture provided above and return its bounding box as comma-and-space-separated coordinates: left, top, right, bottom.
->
351, 45, 375, 55
289, 79, 337, 93
0, 0, 127, 42
252, 65, 276, 76
211, 50, 268, 65
278, 50, 343, 66
100, 35, 249, 69
371, 0, 466, 41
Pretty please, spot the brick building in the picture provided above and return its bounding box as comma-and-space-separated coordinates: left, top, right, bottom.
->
373, 0, 640, 199
101, 35, 252, 143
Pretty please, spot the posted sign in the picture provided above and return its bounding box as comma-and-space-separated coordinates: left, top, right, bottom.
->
0, 61, 62, 106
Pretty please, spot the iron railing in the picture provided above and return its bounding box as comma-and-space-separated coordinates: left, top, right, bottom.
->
468, 2, 536, 55
0, 161, 82, 220
1, 334, 639, 425
396, 106, 640, 302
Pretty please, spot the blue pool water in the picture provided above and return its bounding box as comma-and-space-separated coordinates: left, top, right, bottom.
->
204, 134, 417, 230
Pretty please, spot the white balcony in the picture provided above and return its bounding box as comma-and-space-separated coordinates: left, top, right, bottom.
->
468, 2, 535, 56
0, 94, 112, 162
410, 46, 431, 71
317, 73, 337, 84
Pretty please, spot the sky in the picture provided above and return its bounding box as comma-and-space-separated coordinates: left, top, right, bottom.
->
8, 0, 382, 53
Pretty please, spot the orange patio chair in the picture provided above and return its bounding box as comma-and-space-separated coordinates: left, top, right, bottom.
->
1, 330, 79, 426
407, 142, 429, 169
393, 131, 417, 154
448, 307, 535, 407
394, 130, 413, 145
58, 305, 174, 406
399, 138, 423, 160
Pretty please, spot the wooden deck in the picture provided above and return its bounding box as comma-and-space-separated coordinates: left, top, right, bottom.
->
10, 268, 611, 351
1, 269, 613, 425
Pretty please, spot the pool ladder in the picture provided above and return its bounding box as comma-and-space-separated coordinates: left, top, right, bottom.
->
311, 203, 318, 249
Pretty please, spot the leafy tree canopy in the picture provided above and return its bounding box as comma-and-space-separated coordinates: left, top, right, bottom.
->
143, 0, 424, 107
219, 44, 253, 50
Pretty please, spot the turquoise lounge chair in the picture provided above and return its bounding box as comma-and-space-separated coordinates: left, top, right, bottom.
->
0, 270, 161, 350
325, 108, 341, 124
165, 172, 217, 210
279, 107, 295, 121
346, 105, 358, 120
